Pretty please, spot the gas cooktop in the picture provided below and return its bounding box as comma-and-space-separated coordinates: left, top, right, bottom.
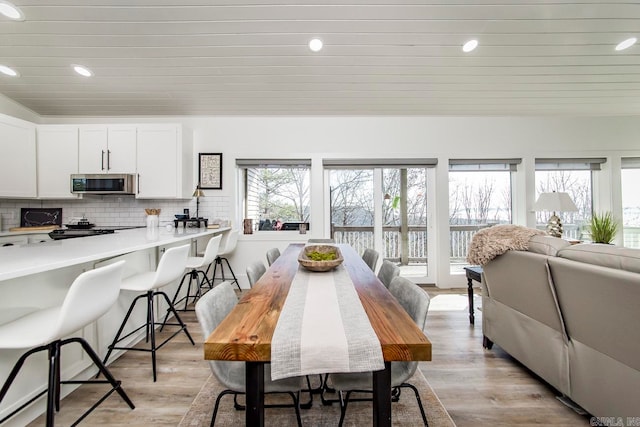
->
48, 226, 144, 240
49, 228, 115, 240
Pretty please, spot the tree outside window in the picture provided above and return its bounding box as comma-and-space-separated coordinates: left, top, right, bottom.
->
244, 165, 310, 231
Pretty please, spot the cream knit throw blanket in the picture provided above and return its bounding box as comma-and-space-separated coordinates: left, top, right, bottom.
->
466, 224, 546, 266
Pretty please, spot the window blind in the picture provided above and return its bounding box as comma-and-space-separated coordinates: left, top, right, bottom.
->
236, 159, 311, 168
535, 158, 606, 171
449, 158, 521, 172
621, 157, 640, 169
322, 158, 438, 169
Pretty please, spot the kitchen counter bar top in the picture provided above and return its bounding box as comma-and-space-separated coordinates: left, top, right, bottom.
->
0, 227, 229, 282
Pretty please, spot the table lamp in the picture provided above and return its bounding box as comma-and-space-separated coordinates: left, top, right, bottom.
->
192, 185, 205, 219
533, 191, 578, 237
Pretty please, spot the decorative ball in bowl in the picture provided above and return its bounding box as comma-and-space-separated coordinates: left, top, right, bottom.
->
298, 245, 344, 272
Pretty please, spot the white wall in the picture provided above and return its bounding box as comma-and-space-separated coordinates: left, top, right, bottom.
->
7, 114, 640, 287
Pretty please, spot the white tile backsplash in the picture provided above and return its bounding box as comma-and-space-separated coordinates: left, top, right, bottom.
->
0, 195, 231, 230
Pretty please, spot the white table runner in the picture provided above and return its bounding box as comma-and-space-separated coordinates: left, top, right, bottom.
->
270, 264, 384, 381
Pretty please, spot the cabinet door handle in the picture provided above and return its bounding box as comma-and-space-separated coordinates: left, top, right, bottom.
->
107, 150, 111, 170
101, 150, 105, 170
137, 173, 140, 193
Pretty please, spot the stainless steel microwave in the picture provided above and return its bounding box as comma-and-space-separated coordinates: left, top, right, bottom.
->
71, 174, 136, 195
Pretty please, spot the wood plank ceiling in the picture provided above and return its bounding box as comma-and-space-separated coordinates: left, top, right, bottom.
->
0, 0, 639, 116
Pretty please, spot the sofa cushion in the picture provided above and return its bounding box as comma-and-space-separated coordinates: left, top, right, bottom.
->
558, 244, 640, 274
527, 235, 571, 256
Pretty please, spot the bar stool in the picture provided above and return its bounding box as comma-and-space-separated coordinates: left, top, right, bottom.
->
210, 230, 240, 290
169, 234, 222, 312
102, 244, 194, 382
0, 261, 134, 426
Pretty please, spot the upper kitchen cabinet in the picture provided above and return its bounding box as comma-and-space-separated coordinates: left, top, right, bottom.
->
136, 124, 192, 199
78, 125, 136, 174
37, 125, 79, 199
0, 114, 37, 198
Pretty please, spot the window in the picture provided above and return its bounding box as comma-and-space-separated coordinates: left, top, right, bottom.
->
324, 158, 436, 281
622, 157, 640, 248
237, 159, 311, 231
534, 158, 605, 240
448, 159, 519, 272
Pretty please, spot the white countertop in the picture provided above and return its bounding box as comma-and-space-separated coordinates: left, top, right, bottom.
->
0, 227, 229, 282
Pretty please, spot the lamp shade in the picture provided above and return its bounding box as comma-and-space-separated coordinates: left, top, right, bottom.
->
192, 187, 205, 198
533, 192, 578, 212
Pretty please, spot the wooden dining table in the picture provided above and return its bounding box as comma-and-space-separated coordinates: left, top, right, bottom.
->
203, 243, 432, 427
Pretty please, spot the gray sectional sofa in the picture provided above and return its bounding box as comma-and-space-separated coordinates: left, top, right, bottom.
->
481, 235, 640, 418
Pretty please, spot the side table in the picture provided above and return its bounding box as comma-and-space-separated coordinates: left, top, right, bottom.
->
463, 266, 483, 325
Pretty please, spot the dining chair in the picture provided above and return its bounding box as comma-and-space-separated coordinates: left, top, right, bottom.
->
377, 260, 400, 288
266, 247, 281, 266
246, 261, 267, 288
328, 276, 431, 426
361, 248, 380, 272
195, 281, 303, 427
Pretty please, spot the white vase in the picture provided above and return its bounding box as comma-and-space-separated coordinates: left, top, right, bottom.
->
146, 215, 159, 228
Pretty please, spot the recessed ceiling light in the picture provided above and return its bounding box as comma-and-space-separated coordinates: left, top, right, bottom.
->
462, 39, 478, 53
615, 37, 637, 51
72, 64, 93, 77
309, 38, 323, 52
0, 0, 24, 21
0, 65, 19, 77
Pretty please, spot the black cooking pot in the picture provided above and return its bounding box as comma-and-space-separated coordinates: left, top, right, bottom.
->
65, 221, 94, 229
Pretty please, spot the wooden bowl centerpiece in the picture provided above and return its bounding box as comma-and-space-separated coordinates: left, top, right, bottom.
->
298, 245, 344, 272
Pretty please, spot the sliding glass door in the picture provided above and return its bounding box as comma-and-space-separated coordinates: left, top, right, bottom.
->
327, 163, 434, 283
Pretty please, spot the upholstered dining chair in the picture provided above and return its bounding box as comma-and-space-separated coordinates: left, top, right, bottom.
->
361, 248, 380, 272
377, 260, 400, 288
195, 281, 303, 426
246, 261, 267, 288
328, 276, 431, 426
266, 247, 281, 266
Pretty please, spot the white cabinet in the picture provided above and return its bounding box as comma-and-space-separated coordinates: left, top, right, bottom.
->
36, 125, 79, 199
136, 124, 192, 199
0, 114, 37, 198
78, 125, 136, 174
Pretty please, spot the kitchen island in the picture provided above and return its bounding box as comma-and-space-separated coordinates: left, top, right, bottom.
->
0, 226, 229, 427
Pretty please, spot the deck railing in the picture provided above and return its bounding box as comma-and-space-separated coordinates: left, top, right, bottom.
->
332, 223, 640, 266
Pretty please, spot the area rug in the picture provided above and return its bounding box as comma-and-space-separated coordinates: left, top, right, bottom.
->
179, 370, 456, 426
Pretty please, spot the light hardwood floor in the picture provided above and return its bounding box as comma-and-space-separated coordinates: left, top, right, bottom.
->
27, 287, 591, 426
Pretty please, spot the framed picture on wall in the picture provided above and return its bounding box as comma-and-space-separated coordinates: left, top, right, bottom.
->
199, 153, 223, 189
